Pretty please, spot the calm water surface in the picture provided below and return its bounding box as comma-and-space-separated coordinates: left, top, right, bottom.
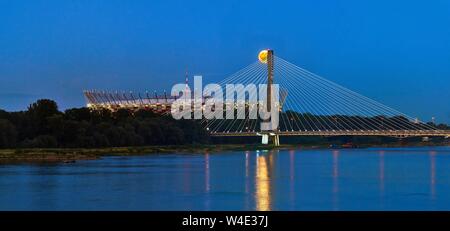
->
0, 146, 449, 211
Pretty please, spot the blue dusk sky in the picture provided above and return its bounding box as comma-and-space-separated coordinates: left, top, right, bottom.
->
0, 0, 449, 123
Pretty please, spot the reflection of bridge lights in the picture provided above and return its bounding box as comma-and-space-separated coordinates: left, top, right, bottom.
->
379, 151, 385, 194
205, 153, 210, 192
245, 152, 249, 178
332, 150, 339, 210
256, 155, 271, 211
332, 151, 339, 179
289, 150, 295, 181
429, 151, 436, 200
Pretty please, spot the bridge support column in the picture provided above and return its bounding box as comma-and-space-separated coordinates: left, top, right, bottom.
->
258, 49, 280, 147
273, 134, 280, 147
266, 50, 279, 147
261, 134, 269, 145
260, 134, 280, 146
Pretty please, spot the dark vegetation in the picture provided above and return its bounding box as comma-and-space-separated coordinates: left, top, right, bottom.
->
0, 99, 209, 148
0, 99, 449, 149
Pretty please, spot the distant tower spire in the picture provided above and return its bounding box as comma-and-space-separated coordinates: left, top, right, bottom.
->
185, 67, 189, 102
185, 68, 188, 90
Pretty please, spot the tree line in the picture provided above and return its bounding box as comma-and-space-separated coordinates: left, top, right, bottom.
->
0, 99, 210, 148
0, 99, 449, 149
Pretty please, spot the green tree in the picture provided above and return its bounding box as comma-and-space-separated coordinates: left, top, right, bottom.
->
0, 119, 17, 148
23, 135, 58, 148
64, 108, 92, 121
27, 99, 59, 119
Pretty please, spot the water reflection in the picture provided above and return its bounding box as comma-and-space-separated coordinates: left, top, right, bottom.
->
204, 153, 211, 210
1, 147, 449, 210
182, 161, 191, 193
289, 150, 295, 207
205, 153, 210, 192
245, 152, 250, 209
378, 151, 385, 209
379, 151, 385, 194
332, 150, 339, 211
31, 166, 60, 210
255, 152, 272, 211
289, 150, 295, 181
429, 151, 436, 201
245, 151, 250, 179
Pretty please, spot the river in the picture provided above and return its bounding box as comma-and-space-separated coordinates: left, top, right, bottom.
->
0, 146, 449, 210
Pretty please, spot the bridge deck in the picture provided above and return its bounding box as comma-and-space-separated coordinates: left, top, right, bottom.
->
210, 130, 450, 137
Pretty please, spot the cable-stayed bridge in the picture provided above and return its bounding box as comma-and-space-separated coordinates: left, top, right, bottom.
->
84, 50, 450, 145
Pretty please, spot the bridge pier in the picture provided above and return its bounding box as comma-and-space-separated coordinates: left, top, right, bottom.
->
264, 49, 279, 147
261, 134, 280, 146
273, 134, 280, 146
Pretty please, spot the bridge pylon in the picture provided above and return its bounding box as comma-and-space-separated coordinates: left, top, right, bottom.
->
207, 51, 449, 142
260, 133, 280, 146
260, 49, 280, 146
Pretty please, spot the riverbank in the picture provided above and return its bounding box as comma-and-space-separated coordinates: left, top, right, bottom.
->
0, 142, 448, 164
0, 144, 294, 164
